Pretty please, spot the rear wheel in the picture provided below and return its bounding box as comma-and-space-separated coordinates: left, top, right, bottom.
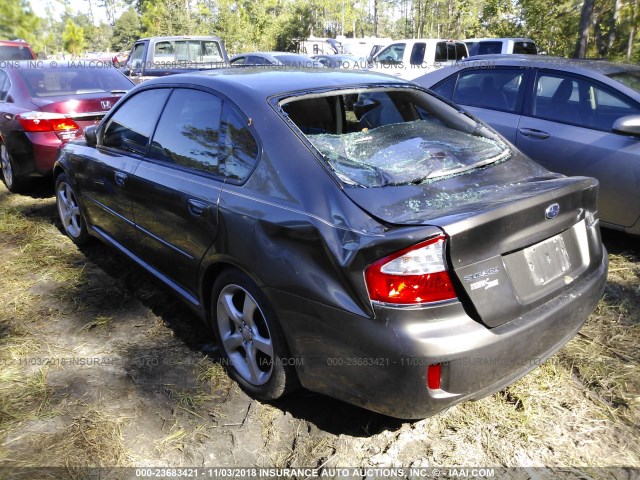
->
56, 173, 90, 245
211, 270, 296, 400
1, 144, 23, 192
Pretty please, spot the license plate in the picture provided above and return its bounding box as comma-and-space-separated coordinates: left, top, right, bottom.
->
524, 233, 571, 286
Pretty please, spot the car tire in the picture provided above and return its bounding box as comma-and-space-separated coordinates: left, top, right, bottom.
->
211, 269, 297, 400
1, 144, 24, 193
55, 173, 90, 246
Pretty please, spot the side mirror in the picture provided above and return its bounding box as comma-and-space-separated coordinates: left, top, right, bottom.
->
612, 115, 640, 137
84, 125, 98, 146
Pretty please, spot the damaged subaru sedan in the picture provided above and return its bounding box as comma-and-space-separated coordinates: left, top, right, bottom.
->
54, 69, 608, 419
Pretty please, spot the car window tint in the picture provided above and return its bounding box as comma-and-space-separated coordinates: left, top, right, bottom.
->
456, 42, 468, 59
150, 89, 258, 181
513, 41, 537, 54
607, 71, 640, 94
452, 69, 524, 112
377, 44, 405, 65
533, 73, 640, 130
153, 41, 175, 63
220, 103, 259, 181
410, 43, 426, 65
0, 71, 10, 101
477, 42, 502, 55
432, 75, 457, 99
0, 45, 33, 60
102, 88, 170, 154
150, 89, 223, 173
129, 43, 145, 67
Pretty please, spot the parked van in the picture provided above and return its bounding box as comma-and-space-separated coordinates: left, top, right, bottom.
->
368, 39, 468, 80
465, 38, 537, 56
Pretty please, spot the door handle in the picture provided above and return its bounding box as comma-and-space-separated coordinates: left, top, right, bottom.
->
187, 199, 208, 217
518, 128, 550, 140
114, 171, 127, 185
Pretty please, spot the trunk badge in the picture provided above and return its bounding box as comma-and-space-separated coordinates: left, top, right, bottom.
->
101, 100, 112, 110
545, 203, 560, 219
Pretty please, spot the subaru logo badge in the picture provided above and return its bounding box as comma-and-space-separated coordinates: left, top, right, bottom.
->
101, 100, 112, 110
545, 203, 560, 219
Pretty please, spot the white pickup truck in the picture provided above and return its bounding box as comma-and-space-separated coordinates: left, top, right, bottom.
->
368, 39, 468, 80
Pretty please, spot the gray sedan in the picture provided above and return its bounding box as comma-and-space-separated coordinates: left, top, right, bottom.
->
415, 55, 640, 235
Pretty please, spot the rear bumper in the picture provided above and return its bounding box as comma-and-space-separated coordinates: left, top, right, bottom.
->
269, 249, 608, 419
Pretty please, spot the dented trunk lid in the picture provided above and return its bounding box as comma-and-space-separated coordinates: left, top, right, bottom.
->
344, 156, 603, 328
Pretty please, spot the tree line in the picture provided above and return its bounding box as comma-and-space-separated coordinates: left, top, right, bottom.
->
1, 0, 638, 61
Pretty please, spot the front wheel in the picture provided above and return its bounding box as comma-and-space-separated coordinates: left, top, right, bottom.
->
56, 173, 90, 245
211, 270, 297, 400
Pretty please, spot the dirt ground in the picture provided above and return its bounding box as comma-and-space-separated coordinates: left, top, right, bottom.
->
0, 179, 638, 479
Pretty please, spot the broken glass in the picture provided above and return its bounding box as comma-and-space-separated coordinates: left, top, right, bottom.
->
307, 120, 510, 187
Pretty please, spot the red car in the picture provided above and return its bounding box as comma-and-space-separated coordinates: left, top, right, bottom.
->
0, 61, 134, 192
0, 40, 36, 60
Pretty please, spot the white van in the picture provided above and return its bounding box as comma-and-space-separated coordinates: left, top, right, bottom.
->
368, 39, 468, 80
464, 38, 538, 56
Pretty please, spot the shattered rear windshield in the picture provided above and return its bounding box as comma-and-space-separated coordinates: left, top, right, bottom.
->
281, 88, 511, 187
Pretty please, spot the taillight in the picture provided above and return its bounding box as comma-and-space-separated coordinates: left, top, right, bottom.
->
17, 112, 80, 141
365, 235, 457, 304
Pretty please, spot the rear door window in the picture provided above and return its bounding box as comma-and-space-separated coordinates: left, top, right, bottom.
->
150, 88, 258, 182
452, 68, 526, 112
532, 73, 640, 130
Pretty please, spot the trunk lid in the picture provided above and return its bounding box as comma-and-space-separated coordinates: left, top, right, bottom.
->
344, 156, 602, 327
30, 94, 123, 129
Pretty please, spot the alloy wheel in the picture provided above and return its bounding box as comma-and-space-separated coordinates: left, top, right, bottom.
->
1, 145, 14, 189
216, 284, 274, 386
57, 181, 83, 239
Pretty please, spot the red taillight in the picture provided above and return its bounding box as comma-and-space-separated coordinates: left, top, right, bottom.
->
365, 235, 457, 304
17, 112, 80, 141
427, 363, 441, 390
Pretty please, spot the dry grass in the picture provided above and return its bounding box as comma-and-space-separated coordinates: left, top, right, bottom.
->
0, 192, 133, 470
0, 184, 638, 471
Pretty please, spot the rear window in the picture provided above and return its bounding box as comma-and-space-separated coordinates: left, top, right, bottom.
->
0, 44, 34, 60
608, 71, 640, 94
475, 41, 503, 55
17, 67, 133, 97
513, 41, 537, 54
151, 40, 224, 65
281, 88, 510, 188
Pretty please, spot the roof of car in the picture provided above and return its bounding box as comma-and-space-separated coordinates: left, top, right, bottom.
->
141, 68, 409, 100
464, 38, 535, 42
460, 54, 640, 75
0, 40, 31, 46
136, 35, 223, 42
